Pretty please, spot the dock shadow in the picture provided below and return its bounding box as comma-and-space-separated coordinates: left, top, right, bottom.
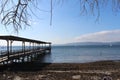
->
0, 62, 52, 72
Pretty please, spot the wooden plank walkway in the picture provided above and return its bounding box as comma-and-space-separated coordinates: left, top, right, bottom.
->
0, 35, 51, 64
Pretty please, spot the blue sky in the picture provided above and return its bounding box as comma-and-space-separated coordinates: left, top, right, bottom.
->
0, 0, 120, 44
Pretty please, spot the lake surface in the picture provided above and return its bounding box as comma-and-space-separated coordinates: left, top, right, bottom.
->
42, 45, 120, 63
0, 45, 120, 63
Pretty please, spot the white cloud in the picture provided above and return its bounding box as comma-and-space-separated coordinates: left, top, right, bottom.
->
52, 37, 74, 44
75, 30, 120, 42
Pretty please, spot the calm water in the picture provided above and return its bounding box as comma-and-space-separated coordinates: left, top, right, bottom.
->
42, 45, 120, 63
0, 45, 120, 63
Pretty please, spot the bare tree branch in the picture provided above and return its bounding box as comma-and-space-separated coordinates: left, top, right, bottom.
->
0, 0, 120, 33
0, 0, 30, 33
50, 0, 53, 26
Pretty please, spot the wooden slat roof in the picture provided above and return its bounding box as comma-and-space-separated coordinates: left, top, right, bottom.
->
0, 35, 51, 44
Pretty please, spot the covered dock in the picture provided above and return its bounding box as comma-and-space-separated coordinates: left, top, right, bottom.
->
0, 35, 51, 64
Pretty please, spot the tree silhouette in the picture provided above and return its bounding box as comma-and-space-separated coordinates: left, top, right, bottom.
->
0, 0, 30, 32
0, 0, 51, 32
0, 0, 120, 32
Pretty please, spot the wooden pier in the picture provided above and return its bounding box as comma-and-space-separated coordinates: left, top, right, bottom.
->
0, 35, 51, 64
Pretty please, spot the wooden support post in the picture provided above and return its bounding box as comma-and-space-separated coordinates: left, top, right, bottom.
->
49, 43, 51, 48
22, 41, 25, 62
44, 43, 45, 49
21, 57, 24, 63
24, 42, 25, 54
39, 44, 41, 50
35, 43, 37, 50
10, 40, 13, 54
37, 43, 38, 50
22, 41, 25, 54
49, 43, 51, 53
35, 43, 36, 50
42, 44, 43, 49
39, 43, 40, 50
22, 42, 24, 52
33, 42, 34, 51
29, 42, 31, 51
7, 40, 9, 60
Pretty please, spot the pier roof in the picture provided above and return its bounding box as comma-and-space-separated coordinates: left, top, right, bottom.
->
0, 35, 51, 44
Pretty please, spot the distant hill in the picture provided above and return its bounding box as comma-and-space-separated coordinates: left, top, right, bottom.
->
65, 42, 120, 46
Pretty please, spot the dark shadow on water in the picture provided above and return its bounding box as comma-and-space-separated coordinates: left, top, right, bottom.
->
0, 53, 52, 72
